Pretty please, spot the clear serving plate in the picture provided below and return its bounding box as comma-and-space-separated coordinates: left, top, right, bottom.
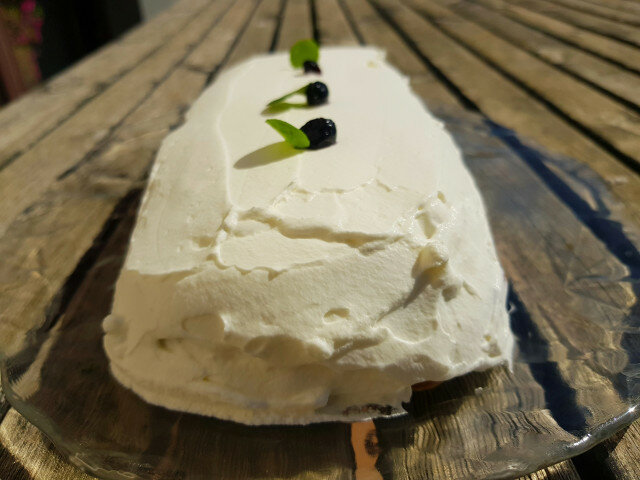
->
2, 107, 639, 480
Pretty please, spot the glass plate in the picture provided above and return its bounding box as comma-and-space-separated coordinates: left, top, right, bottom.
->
2, 108, 639, 480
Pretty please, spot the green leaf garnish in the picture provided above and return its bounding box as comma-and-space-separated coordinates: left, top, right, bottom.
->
290, 39, 319, 68
266, 119, 310, 149
267, 85, 308, 107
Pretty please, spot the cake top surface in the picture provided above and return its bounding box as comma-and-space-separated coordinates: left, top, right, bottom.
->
126, 47, 455, 276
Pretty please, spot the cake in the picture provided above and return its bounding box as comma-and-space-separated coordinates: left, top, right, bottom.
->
103, 47, 513, 425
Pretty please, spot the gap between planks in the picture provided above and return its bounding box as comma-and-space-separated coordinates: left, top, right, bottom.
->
549, 0, 640, 26
470, 0, 640, 75
445, 0, 640, 111
509, 0, 640, 48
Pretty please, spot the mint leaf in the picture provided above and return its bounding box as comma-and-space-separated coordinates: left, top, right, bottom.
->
267, 85, 308, 107
266, 119, 310, 149
290, 39, 319, 68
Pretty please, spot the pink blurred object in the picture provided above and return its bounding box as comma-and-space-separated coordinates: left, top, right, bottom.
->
0, 0, 43, 102
20, 0, 35, 14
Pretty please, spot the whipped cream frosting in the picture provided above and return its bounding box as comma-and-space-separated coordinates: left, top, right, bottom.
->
103, 47, 513, 424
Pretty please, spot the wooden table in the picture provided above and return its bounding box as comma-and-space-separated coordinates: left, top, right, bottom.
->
1, 0, 639, 478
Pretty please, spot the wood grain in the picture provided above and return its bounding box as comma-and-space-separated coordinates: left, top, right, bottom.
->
594, 0, 640, 15
362, 0, 640, 473
341, 0, 427, 76
520, 462, 581, 480
510, 0, 640, 47
314, 0, 359, 46
186, 0, 259, 72
0, 167, 353, 480
406, 0, 640, 170
0, 4, 354, 479
2, 6, 584, 480
276, 0, 314, 51
0, 0, 210, 170
473, 0, 640, 74
372, 366, 579, 479
227, 0, 283, 66
371, 0, 640, 235
0, 410, 96, 480
0, 422, 579, 480
547, 0, 640, 25
448, 0, 640, 108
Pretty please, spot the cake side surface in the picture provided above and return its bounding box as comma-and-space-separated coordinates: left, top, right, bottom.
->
103, 47, 513, 425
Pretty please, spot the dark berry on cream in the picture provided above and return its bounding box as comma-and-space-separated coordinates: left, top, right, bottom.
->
300, 118, 337, 149
303, 60, 322, 74
305, 82, 329, 106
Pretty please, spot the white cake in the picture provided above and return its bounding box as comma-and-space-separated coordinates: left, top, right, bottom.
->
103, 47, 513, 425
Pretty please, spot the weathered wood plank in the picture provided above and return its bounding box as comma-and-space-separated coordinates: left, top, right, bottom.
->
0, 67, 201, 356
0, 0, 257, 356
447, 0, 640, 108
510, 0, 640, 47
406, 0, 640, 171
314, 0, 359, 46
227, 0, 283, 66
437, 112, 633, 470
384, 0, 640, 235
185, 0, 259, 72
276, 0, 314, 50
472, 0, 640, 74
0, 0, 238, 239
596, 0, 640, 15
0, 0, 210, 170
550, 0, 640, 25
335, 0, 470, 113
520, 462, 581, 480
0, 201, 150, 479
340, 0, 442, 78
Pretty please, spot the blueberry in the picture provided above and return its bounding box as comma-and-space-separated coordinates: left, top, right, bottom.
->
305, 82, 329, 106
300, 118, 336, 149
303, 60, 322, 74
